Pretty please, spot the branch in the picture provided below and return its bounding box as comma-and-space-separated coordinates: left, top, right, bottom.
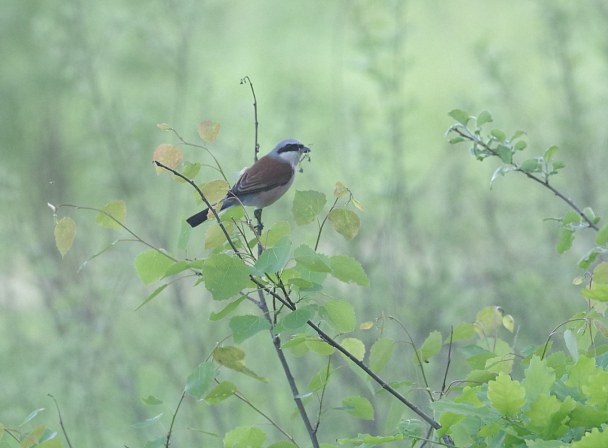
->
241, 76, 260, 159
49, 394, 73, 448
453, 126, 599, 231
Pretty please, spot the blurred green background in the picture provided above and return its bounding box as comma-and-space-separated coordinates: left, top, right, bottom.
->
2, 0, 608, 446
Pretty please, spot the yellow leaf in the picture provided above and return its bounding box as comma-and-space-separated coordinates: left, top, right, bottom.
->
55, 216, 76, 257
334, 182, 347, 198
153, 144, 183, 174
96, 200, 126, 230
197, 120, 221, 142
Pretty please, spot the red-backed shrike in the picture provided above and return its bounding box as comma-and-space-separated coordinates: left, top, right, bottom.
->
186, 138, 311, 227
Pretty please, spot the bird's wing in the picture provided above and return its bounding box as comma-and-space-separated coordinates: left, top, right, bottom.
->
231, 156, 294, 196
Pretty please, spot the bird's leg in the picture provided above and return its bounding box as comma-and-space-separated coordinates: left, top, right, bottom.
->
254, 208, 264, 233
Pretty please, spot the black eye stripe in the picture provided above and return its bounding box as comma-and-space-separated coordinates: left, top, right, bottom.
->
278, 143, 303, 154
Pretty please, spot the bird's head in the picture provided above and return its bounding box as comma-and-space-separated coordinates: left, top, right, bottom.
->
270, 139, 311, 167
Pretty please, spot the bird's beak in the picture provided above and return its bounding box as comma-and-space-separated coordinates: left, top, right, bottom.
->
298, 146, 311, 169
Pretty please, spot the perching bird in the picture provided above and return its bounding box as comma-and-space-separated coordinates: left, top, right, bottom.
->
186, 138, 310, 227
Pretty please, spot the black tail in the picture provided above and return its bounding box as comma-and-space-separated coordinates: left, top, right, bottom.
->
186, 208, 210, 228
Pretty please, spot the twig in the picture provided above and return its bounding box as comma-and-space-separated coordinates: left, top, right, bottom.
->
164, 147, 448, 443
48, 394, 73, 448
165, 391, 186, 448
453, 127, 599, 231
241, 76, 260, 159
440, 328, 454, 399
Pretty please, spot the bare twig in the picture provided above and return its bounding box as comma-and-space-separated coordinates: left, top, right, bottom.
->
241, 76, 260, 159
49, 394, 73, 448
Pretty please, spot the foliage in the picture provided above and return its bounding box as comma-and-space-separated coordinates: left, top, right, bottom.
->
12, 110, 605, 447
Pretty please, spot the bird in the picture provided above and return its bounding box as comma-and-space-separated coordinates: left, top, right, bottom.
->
186, 138, 311, 227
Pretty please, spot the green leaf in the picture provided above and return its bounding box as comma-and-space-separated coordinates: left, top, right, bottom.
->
142, 395, 163, 405
305, 339, 335, 355
200, 179, 230, 204
437, 412, 465, 437
178, 161, 201, 182
135, 250, 174, 285
252, 236, 291, 275
260, 221, 290, 247
521, 158, 540, 172
582, 370, 608, 410
340, 338, 366, 362
96, 200, 126, 230
525, 394, 569, 439
593, 262, 608, 283
327, 208, 360, 241
543, 145, 559, 162
205, 222, 235, 250
487, 372, 525, 416
135, 284, 168, 310
579, 248, 600, 270
341, 396, 374, 420
274, 306, 316, 333
229, 315, 271, 344
570, 403, 608, 428
448, 109, 470, 125
177, 220, 191, 250
416, 331, 442, 363
448, 323, 476, 342
320, 300, 355, 333
477, 110, 493, 126
490, 129, 506, 142
596, 224, 608, 246
209, 295, 247, 321
496, 145, 512, 163
556, 229, 574, 254
514, 140, 527, 150
292, 190, 327, 225
523, 356, 555, 401
185, 361, 216, 399
431, 399, 498, 419
574, 427, 608, 447
294, 245, 332, 272
223, 426, 266, 448
55, 216, 76, 257
552, 160, 566, 170
475, 306, 505, 335
212, 346, 267, 382
308, 365, 333, 392
564, 355, 595, 393
20, 408, 45, 426
369, 338, 394, 374
202, 254, 250, 300
448, 137, 465, 144
329, 255, 369, 286
582, 284, 608, 302
204, 381, 237, 404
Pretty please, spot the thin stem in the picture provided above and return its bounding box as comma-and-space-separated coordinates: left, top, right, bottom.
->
48, 395, 73, 448
241, 76, 260, 159
54, 204, 178, 263
306, 320, 441, 430
314, 197, 339, 251
233, 391, 300, 447
254, 208, 319, 447
453, 127, 599, 231
165, 392, 186, 448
